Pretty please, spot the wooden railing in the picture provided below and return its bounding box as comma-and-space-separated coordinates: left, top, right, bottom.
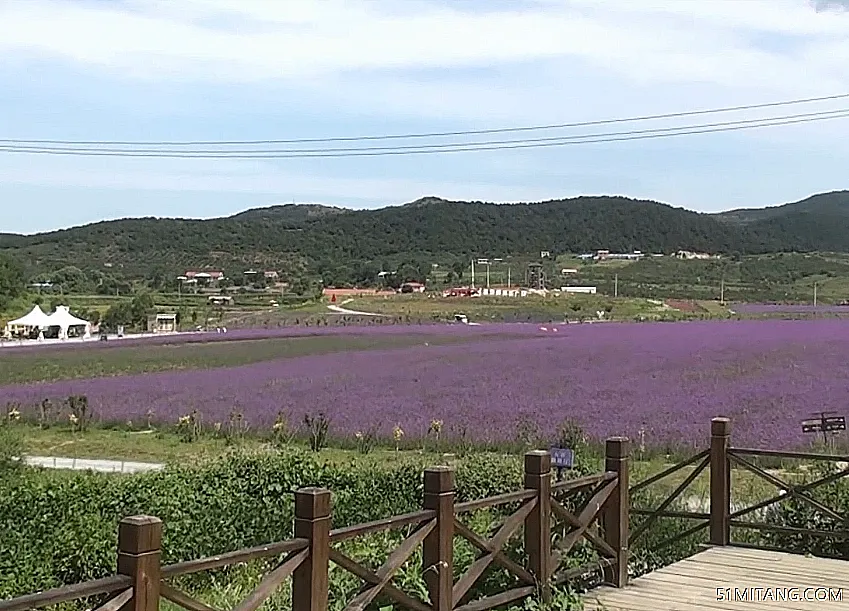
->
7, 417, 845, 611
0, 439, 631, 611
630, 416, 849, 553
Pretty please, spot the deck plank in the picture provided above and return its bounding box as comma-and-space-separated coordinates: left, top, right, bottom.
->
583, 546, 849, 611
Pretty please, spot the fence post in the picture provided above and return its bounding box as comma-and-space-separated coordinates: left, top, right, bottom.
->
292, 488, 331, 611
117, 516, 162, 611
524, 450, 552, 602
709, 417, 731, 546
423, 466, 454, 611
602, 437, 630, 588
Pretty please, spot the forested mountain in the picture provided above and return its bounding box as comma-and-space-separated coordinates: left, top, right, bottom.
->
717, 191, 849, 224
228, 203, 347, 224
2, 191, 849, 289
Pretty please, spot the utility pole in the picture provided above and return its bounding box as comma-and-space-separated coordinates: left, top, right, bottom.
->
814, 282, 818, 307
614, 274, 618, 298
507, 267, 511, 288
720, 278, 725, 304
471, 258, 475, 289
486, 263, 490, 288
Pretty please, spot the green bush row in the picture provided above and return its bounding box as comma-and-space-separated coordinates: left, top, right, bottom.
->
0, 450, 527, 599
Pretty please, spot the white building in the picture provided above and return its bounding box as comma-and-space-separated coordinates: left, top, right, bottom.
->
560, 286, 597, 294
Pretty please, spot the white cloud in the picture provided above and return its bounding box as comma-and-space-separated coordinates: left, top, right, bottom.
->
2, 0, 849, 136
1, 0, 848, 91
4, 0, 849, 224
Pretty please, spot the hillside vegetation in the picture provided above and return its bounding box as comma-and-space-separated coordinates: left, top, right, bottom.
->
2, 191, 849, 290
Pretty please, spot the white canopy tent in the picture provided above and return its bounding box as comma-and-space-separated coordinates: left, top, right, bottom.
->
7, 305, 51, 329
5, 305, 52, 338
45, 306, 91, 340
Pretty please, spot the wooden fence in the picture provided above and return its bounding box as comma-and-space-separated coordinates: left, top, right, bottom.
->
631, 417, 849, 553
0, 439, 630, 611
3, 416, 848, 611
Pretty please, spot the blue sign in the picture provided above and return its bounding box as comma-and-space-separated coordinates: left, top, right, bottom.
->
550, 447, 574, 469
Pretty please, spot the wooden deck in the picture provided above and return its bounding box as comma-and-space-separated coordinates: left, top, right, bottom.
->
584, 546, 849, 611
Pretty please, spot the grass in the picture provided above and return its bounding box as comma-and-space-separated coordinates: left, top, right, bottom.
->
343, 293, 680, 322
19, 424, 446, 465
23, 426, 235, 463
694, 299, 732, 315
0, 332, 501, 384
799, 275, 849, 301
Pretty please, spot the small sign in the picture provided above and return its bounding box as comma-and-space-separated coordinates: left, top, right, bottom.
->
802, 412, 846, 445
802, 415, 846, 434
550, 447, 574, 482
550, 447, 574, 469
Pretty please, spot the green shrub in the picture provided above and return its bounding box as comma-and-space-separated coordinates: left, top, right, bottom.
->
0, 450, 527, 600
0, 424, 24, 470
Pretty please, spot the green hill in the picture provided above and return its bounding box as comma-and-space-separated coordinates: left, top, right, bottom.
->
2, 191, 849, 288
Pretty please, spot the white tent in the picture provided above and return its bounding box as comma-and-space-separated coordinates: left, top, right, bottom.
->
46, 306, 91, 340
7, 305, 51, 329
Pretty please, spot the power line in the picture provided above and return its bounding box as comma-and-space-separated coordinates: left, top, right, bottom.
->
1, 110, 847, 159
3, 91, 849, 146
1, 107, 844, 155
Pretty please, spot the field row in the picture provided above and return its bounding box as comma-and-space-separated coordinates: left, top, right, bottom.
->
3, 319, 849, 449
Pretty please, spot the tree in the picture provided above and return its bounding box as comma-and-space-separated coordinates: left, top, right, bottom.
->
0, 254, 25, 309
291, 276, 314, 295
451, 261, 466, 279
102, 301, 133, 330
47, 266, 91, 294
130, 292, 155, 325
102, 292, 155, 331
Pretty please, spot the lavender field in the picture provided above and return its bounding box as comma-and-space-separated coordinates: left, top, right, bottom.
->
2, 320, 849, 448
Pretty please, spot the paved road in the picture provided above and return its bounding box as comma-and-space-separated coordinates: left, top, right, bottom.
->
327, 304, 386, 316
24, 455, 164, 473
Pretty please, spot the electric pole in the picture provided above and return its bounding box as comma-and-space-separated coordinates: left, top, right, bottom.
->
486, 263, 490, 288
471, 258, 475, 289
507, 267, 511, 288
614, 274, 618, 298
720, 278, 725, 304
814, 282, 818, 307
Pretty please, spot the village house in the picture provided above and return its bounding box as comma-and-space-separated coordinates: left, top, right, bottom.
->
183, 270, 225, 286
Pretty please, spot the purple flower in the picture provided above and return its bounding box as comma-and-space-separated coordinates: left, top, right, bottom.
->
2, 320, 848, 449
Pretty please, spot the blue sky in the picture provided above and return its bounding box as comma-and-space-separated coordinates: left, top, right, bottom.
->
3, 0, 849, 234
